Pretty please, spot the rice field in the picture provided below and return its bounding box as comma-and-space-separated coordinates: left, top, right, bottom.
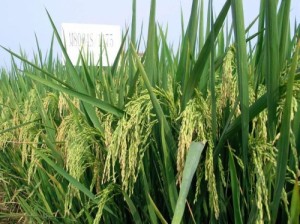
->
0, 0, 300, 223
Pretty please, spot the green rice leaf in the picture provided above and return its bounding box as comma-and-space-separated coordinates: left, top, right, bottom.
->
265, 0, 280, 140
148, 194, 168, 224
231, 0, 250, 202
0, 119, 41, 135
35, 149, 117, 218
35, 149, 96, 201
271, 39, 300, 223
278, 0, 291, 70
128, 0, 137, 86
47, 32, 55, 72
45, 9, 104, 133
172, 142, 205, 224
144, 0, 158, 85
18, 197, 44, 223
209, 0, 217, 144
34, 33, 44, 67
290, 180, 300, 224
176, 0, 199, 90
25, 71, 124, 118
111, 28, 129, 76
141, 165, 158, 224
182, 0, 230, 107
229, 150, 243, 224
131, 43, 177, 152
161, 122, 178, 213
0, 46, 73, 90
122, 191, 143, 224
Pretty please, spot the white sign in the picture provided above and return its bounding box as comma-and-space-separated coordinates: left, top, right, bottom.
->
61, 23, 121, 66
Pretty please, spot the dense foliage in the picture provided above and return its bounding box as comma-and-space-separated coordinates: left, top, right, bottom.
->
1, 0, 300, 223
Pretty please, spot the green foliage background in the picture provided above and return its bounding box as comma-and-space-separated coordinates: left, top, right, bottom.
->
0, 0, 300, 223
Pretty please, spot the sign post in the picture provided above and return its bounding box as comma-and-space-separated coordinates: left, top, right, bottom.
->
61, 23, 121, 66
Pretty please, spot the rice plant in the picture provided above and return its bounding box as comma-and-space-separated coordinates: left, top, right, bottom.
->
0, 0, 300, 223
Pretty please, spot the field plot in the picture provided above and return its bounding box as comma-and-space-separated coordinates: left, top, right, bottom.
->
0, 0, 300, 223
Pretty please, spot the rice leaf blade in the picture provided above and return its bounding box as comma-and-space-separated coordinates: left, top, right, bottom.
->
148, 194, 168, 224
290, 180, 300, 224
229, 150, 243, 224
46, 10, 104, 132
122, 191, 143, 224
176, 0, 199, 89
141, 166, 158, 224
183, 0, 230, 107
0, 119, 41, 135
35, 149, 96, 201
131, 43, 177, 153
25, 71, 124, 118
172, 142, 205, 224
265, 0, 280, 140
231, 0, 250, 205
271, 39, 300, 223
161, 123, 178, 213
144, 0, 158, 85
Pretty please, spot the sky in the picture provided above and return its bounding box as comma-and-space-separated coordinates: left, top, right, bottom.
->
0, 0, 299, 68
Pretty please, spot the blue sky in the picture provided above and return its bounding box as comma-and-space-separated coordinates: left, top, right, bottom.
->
0, 1, 299, 68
